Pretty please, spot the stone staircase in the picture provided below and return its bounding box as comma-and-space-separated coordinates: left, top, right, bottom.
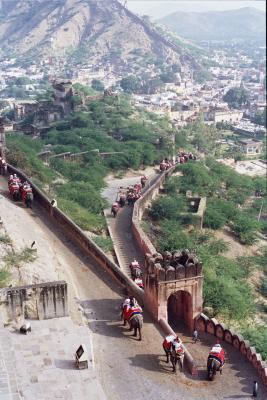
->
105, 205, 144, 278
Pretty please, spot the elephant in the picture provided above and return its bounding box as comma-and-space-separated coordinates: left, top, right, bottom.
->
170, 343, 184, 373
207, 357, 222, 381
129, 314, 143, 341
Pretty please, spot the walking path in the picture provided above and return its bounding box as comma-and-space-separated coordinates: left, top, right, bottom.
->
0, 175, 266, 399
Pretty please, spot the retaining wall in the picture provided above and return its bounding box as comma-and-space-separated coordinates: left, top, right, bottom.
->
6, 164, 144, 306
196, 313, 267, 386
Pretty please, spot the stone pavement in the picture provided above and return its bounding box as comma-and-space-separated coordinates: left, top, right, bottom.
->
0, 317, 106, 400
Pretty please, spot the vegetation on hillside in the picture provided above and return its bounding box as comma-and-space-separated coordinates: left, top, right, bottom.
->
147, 159, 267, 356
6, 93, 175, 234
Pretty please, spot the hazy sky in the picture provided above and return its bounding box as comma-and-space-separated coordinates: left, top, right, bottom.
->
127, 1, 266, 19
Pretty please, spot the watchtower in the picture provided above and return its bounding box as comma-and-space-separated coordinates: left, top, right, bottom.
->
144, 250, 203, 331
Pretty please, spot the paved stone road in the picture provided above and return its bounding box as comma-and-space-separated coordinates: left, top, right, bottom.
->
0, 316, 106, 400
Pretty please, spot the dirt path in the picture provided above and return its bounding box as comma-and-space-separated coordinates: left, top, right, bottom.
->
0, 177, 266, 400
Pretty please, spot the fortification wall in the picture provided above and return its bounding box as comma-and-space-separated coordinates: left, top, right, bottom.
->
6, 164, 144, 306
196, 314, 267, 386
131, 166, 267, 386
5, 164, 197, 375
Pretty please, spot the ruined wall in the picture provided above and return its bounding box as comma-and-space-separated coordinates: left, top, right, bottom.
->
1, 281, 68, 322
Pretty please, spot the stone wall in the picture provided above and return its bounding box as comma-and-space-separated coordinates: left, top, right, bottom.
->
131, 167, 267, 386
144, 251, 203, 330
132, 166, 176, 256
1, 281, 68, 322
6, 164, 144, 306
196, 313, 267, 386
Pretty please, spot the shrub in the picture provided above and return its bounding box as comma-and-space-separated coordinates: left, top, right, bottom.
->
241, 326, 267, 359
0, 268, 10, 287
204, 208, 226, 230
150, 196, 186, 221
58, 198, 106, 234
259, 277, 267, 297
232, 215, 259, 245
93, 236, 113, 252
56, 182, 107, 214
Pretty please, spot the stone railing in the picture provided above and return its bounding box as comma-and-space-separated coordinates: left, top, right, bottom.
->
196, 314, 267, 386
6, 164, 144, 306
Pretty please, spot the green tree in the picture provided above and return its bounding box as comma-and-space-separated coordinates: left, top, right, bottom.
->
120, 76, 141, 93
223, 87, 249, 109
91, 79, 104, 92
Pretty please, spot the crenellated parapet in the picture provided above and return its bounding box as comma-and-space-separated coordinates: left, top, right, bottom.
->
144, 249, 203, 330
145, 250, 203, 282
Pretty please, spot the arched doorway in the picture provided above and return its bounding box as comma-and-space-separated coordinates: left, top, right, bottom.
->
167, 290, 193, 330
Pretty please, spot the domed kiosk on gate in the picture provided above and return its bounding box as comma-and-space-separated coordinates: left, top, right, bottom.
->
144, 250, 203, 331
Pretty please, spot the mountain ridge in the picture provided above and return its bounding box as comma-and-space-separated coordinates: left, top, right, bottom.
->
158, 7, 266, 41
0, 0, 198, 70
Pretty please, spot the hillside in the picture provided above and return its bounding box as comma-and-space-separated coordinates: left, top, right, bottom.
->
0, 0, 197, 69
158, 7, 266, 42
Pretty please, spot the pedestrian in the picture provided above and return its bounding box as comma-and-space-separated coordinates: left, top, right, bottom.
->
192, 329, 199, 343
252, 380, 258, 398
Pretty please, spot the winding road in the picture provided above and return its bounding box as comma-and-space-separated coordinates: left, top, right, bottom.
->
0, 175, 266, 400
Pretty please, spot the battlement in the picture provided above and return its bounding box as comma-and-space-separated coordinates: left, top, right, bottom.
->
145, 250, 203, 282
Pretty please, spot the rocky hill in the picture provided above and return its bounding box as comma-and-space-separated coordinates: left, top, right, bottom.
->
158, 7, 266, 42
0, 0, 197, 69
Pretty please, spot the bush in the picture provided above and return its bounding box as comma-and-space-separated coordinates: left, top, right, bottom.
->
0, 268, 10, 288
157, 221, 194, 252
232, 214, 259, 245
204, 208, 226, 230
259, 277, 267, 297
241, 326, 267, 359
93, 236, 113, 252
150, 196, 186, 221
58, 198, 106, 234
56, 182, 107, 214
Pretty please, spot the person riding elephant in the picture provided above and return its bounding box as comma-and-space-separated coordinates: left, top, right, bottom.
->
207, 343, 225, 380
111, 202, 120, 218
208, 343, 225, 367
170, 340, 185, 372
163, 335, 180, 363
119, 193, 126, 207
141, 175, 147, 188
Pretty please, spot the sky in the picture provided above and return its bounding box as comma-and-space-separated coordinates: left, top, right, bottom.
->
127, 1, 266, 19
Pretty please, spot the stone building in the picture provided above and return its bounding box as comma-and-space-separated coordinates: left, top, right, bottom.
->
206, 109, 243, 123
238, 139, 263, 155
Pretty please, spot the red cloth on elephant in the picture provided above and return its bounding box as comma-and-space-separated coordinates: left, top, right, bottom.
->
21, 187, 32, 202
209, 345, 225, 364
9, 183, 20, 194
163, 335, 176, 351
123, 306, 142, 322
